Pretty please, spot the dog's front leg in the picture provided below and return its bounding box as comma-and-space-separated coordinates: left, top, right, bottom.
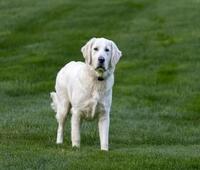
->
71, 110, 81, 148
98, 113, 110, 151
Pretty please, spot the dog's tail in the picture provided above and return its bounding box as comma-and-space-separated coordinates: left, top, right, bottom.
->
50, 92, 58, 113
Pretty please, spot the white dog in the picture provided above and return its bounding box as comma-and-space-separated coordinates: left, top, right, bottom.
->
50, 37, 122, 151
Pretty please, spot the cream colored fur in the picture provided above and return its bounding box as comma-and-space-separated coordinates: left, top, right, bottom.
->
50, 37, 122, 151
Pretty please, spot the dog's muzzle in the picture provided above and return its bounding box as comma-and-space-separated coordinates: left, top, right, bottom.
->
95, 66, 106, 81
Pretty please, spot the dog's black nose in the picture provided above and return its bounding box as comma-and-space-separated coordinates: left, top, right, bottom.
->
98, 56, 105, 64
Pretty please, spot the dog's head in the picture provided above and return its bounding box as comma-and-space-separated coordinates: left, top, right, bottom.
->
81, 37, 122, 80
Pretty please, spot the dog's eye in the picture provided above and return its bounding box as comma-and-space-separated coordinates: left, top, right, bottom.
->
94, 47, 98, 51
105, 48, 109, 52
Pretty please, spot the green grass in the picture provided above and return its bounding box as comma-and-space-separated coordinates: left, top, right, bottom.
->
0, 0, 200, 169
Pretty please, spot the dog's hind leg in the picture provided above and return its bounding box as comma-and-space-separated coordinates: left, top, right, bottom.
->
52, 92, 70, 144
56, 99, 70, 144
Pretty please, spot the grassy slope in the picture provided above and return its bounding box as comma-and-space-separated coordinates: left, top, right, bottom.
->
0, 0, 200, 169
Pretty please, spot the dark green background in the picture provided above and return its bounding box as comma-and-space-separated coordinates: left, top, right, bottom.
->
0, 0, 200, 169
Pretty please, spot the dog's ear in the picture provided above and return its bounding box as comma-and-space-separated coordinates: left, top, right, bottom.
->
110, 40, 122, 67
81, 37, 96, 65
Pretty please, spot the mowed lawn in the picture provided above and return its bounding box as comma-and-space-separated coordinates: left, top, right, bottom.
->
0, 0, 200, 169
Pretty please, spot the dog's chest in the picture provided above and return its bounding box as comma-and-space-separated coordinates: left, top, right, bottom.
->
80, 90, 105, 120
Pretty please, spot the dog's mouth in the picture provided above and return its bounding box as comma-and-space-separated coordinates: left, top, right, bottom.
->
95, 66, 106, 81
95, 66, 106, 72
